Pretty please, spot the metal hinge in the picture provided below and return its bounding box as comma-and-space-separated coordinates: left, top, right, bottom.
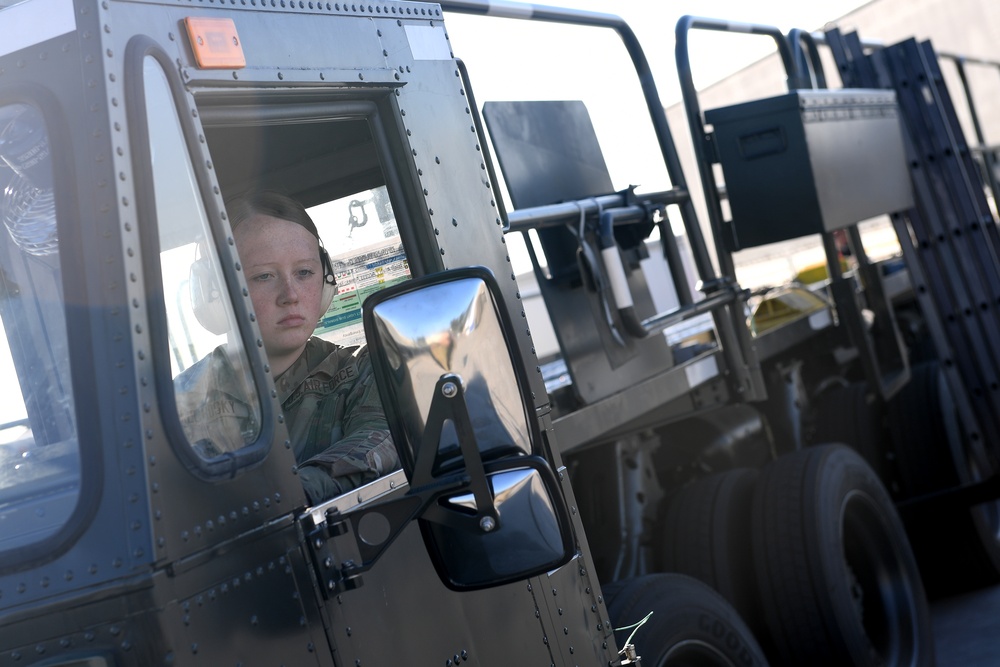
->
306, 510, 364, 598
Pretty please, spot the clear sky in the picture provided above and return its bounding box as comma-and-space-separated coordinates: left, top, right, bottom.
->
443, 1, 872, 107
441, 0, 874, 198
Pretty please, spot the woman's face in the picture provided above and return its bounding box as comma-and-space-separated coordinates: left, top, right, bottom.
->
235, 213, 325, 375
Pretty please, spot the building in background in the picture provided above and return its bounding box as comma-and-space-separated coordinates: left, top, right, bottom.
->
665, 0, 1000, 288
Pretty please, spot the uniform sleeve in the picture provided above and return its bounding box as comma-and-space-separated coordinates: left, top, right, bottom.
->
298, 348, 399, 504
174, 347, 257, 458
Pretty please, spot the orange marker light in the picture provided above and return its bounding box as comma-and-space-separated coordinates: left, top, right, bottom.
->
184, 17, 246, 69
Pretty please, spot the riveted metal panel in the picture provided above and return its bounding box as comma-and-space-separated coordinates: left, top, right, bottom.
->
378, 11, 551, 406
0, 0, 158, 617
97, 0, 313, 571
327, 518, 562, 664
161, 522, 329, 667
1, 580, 167, 666
308, 481, 616, 666
536, 555, 615, 665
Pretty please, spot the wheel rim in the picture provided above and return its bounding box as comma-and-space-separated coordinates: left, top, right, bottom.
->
659, 639, 740, 667
842, 490, 920, 665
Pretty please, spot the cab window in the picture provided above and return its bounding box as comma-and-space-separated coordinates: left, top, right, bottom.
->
0, 102, 80, 551
197, 101, 414, 502
310, 185, 409, 348
140, 57, 263, 461
198, 101, 415, 348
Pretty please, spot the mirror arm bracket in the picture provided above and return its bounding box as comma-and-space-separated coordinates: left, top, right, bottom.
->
308, 373, 503, 596
411, 373, 500, 532
307, 476, 463, 598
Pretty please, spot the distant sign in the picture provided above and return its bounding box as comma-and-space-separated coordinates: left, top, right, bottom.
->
315, 237, 410, 348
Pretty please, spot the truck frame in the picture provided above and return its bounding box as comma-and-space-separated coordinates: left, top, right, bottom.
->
0, 0, 998, 665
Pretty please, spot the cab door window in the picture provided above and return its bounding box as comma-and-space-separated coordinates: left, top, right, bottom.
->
198, 102, 415, 501
138, 56, 264, 464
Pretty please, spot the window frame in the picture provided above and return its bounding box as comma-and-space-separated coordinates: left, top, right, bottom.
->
124, 38, 276, 480
0, 83, 101, 572
193, 90, 436, 283
127, 36, 446, 487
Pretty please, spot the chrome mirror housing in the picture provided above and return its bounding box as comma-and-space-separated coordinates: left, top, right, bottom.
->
365, 268, 532, 470
363, 267, 573, 590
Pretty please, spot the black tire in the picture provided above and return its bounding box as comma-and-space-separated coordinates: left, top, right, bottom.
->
751, 445, 932, 667
660, 469, 759, 624
603, 573, 769, 667
887, 361, 959, 498
812, 380, 887, 479
889, 360, 1000, 597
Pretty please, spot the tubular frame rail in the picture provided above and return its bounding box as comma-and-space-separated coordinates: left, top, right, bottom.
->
439, 0, 766, 401
439, 0, 711, 288
674, 15, 910, 401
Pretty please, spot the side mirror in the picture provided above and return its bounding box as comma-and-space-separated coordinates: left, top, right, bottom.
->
363, 267, 573, 590
428, 459, 570, 588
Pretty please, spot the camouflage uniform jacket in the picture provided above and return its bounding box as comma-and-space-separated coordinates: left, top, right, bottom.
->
175, 337, 397, 503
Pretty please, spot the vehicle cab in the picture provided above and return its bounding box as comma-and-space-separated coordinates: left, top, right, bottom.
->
0, 1, 613, 664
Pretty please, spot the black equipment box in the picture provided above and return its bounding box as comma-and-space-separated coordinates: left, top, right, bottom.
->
705, 89, 914, 250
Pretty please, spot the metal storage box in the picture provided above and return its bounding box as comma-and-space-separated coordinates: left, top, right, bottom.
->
705, 89, 914, 250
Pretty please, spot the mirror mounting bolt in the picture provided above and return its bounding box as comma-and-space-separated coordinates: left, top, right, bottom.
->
479, 516, 496, 532
441, 381, 458, 398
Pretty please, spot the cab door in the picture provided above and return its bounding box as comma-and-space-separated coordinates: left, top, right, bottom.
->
123, 3, 613, 666
116, 24, 333, 666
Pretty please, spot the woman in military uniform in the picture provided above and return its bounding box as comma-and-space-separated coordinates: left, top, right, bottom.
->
175, 191, 398, 504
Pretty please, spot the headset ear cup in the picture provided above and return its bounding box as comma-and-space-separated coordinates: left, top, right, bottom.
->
318, 246, 337, 317
189, 257, 230, 335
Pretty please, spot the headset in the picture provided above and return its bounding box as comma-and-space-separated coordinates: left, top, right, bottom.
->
317, 241, 338, 315
190, 239, 338, 336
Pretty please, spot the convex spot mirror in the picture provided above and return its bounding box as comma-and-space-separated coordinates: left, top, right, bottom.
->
363, 267, 573, 590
